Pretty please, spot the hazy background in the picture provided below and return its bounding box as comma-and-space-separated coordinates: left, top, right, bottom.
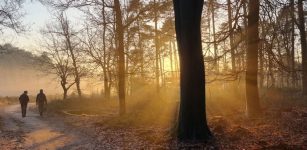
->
0, 44, 60, 96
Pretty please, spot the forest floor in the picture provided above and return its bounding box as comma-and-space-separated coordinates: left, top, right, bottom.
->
0, 95, 307, 149
68, 106, 307, 149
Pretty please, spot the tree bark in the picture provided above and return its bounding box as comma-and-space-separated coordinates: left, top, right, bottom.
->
114, 0, 126, 115
227, 0, 236, 72
64, 21, 82, 98
154, 0, 160, 92
173, 0, 212, 141
169, 41, 174, 79
172, 41, 179, 79
246, 0, 261, 117
290, 0, 296, 88
61, 81, 68, 100
63, 88, 68, 100
102, 2, 110, 100
210, 0, 218, 73
298, 0, 307, 95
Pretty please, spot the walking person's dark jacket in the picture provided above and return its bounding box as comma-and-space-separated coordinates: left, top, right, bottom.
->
36, 91, 47, 116
19, 91, 29, 117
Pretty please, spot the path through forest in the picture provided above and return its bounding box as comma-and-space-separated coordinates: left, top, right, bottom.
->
0, 104, 92, 150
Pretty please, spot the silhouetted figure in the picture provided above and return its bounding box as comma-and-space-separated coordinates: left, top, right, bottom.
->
36, 89, 47, 116
19, 91, 29, 117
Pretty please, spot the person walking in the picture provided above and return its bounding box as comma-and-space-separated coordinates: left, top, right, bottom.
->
36, 89, 47, 116
19, 91, 29, 117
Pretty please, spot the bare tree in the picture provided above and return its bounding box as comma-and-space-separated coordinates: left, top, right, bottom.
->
0, 0, 25, 33
81, 25, 112, 100
38, 32, 75, 100
298, 0, 307, 95
41, 12, 85, 98
58, 13, 83, 97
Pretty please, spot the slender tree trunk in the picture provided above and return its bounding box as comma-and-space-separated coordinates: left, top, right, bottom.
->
284, 13, 291, 88
259, 47, 264, 88
137, 19, 145, 79
169, 41, 174, 79
210, 0, 218, 73
159, 48, 164, 87
246, 0, 261, 117
60, 14, 82, 98
269, 54, 275, 87
259, 21, 265, 88
227, 0, 236, 72
61, 82, 68, 100
242, 0, 248, 70
102, 3, 110, 100
172, 41, 179, 79
63, 88, 68, 100
298, 0, 307, 95
114, 0, 126, 115
67, 34, 81, 98
160, 52, 165, 87
290, 0, 296, 88
154, 0, 160, 92
173, 0, 212, 141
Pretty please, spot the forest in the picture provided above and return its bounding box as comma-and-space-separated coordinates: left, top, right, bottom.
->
0, 0, 306, 149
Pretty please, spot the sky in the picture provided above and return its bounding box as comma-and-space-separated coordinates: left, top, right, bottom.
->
0, 0, 83, 53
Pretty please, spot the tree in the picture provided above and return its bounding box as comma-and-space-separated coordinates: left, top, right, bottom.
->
290, 0, 296, 88
37, 50, 75, 100
153, 0, 161, 92
39, 14, 87, 100
40, 12, 85, 98
58, 13, 83, 98
173, 0, 212, 141
245, 0, 261, 117
0, 0, 24, 33
227, 0, 236, 72
80, 1, 113, 100
114, 0, 126, 115
298, 0, 307, 95
209, 0, 219, 73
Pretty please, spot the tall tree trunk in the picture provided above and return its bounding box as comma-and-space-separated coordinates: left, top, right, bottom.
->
59, 14, 82, 98
210, 0, 218, 73
290, 0, 296, 88
172, 41, 179, 79
298, 0, 307, 95
268, 54, 275, 87
154, 0, 160, 92
169, 41, 174, 79
173, 0, 212, 141
102, 3, 110, 100
114, 0, 126, 115
67, 33, 81, 98
137, 19, 145, 79
259, 20, 265, 88
242, 0, 248, 70
246, 0, 261, 117
160, 52, 165, 87
285, 14, 291, 88
227, 0, 236, 72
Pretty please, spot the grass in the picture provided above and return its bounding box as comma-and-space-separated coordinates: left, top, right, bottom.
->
46, 82, 307, 130
46, 86, 179, 129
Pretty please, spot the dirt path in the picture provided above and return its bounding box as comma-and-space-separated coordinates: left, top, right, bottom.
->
1, 103, 93, 150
